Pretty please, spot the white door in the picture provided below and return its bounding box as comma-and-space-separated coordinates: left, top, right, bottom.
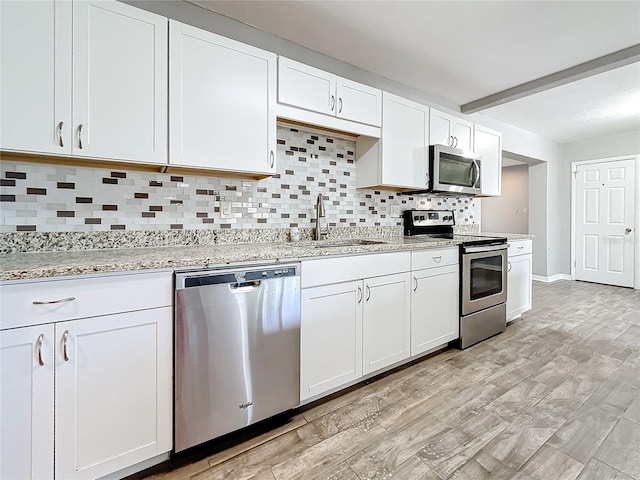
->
55, 307, 172, 480
362, 273, 411, 375
170, 21, 276, 174
0, 0, 72, 155
336, 77, 382, 126
429, 109, 453, 146
0, 324, 55, 480
411, 265, 459, 355
452, 118, 474, 151
507, 254, 532, 321
381, 92, 429, 189
278, 57, 336, 116
474, 124, 502, 196
73, 0, 167, 163
300, 281, 363, 401
575, 159, 636, 287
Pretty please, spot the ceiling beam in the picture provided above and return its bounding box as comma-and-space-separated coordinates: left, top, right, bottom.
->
461, 44, 640, 114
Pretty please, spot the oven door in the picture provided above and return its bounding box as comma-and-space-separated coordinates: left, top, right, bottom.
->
431, 144, 481, 195
461, 246, 507, 316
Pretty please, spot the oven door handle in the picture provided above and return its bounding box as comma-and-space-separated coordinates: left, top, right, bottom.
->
463, 244, 507, 254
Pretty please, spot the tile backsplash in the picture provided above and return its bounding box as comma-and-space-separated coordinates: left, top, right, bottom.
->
0, 126, 478, 233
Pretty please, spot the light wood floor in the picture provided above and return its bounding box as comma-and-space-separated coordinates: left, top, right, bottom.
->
150, 280, 640, 480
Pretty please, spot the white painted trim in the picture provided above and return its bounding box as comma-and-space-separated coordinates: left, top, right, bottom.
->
532, 274, 572, 283
570, 155, 639, 289
276, 104, 381, 138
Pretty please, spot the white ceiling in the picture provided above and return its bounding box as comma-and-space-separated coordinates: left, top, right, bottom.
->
191, 0, 640, 145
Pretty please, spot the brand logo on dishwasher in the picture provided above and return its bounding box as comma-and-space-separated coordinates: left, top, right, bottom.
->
234, 273, 246, 282
238, 401, 253, 409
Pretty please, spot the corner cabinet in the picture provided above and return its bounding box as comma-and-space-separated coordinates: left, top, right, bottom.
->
0, 0, 168, 164
0, 271, 173, 480
169, 21, 277, 176
507, 240, 533, 321
278, 57, 382, 127
356, 92, 429, 190
300, 252, 411, 402
429, 109, 474, 151
474, 124, 502, 196
410, 248, 460, 355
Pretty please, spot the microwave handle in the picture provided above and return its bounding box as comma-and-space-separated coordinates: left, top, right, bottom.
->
472, 158, 480, 188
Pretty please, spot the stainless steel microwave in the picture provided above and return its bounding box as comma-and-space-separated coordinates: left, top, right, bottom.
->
429, 144, 481, 195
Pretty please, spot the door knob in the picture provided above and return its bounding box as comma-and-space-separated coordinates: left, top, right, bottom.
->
625, 228, 632, 234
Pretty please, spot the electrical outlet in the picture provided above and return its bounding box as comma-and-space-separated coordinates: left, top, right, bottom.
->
221, 201, 232, 218
390, 205, 400, 217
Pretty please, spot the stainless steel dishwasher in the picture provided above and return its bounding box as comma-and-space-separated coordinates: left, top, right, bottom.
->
174, 263, 300, 452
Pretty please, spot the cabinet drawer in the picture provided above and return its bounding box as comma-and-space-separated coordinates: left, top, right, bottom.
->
302, 251, 410, 288
508, 240, 532, 257
0, 271, 173, 330
411, 247, 459, 270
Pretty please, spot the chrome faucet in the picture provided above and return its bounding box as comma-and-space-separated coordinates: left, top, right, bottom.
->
314, 193, 326, 241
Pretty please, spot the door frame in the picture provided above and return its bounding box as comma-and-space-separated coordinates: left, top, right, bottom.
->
570, 155, 640, 288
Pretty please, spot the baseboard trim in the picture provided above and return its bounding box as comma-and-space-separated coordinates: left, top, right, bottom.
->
532, 274, 572, 283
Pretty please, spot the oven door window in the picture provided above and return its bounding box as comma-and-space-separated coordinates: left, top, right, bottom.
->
470, 254, 503, 300
439, 153, 475, 187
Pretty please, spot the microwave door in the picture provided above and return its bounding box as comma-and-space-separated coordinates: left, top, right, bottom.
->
436, 153, 476, 193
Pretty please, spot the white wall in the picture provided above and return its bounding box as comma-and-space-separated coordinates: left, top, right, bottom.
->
528, 163, 548, 277
481, 165, 529, 234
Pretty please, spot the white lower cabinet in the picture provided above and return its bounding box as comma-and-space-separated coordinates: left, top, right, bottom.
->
410, 248, 460, 355
0, 272, 173, 480
507, 240, 533, 321
300, 281, 363, 400
0, 324, 55, 480
362, 273, 411, 375
300, 252, 411, 401
411, 264, 459, 355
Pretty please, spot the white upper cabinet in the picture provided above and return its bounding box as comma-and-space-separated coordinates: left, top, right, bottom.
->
356, 92, 429, 190
429, 108, 474, 151
73, 0, 168, 164
0, 0, 72, 155
0, 0, 167, 164
169, 21, 277, 176
474, 123, 502, 196
278, 57, 382, 127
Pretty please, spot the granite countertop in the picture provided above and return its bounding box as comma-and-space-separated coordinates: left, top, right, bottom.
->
0, 237, 461, 281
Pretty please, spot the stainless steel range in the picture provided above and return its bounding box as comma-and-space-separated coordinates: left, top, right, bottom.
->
403, 209, 508, 349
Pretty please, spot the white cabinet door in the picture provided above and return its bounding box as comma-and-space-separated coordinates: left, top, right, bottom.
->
474, 124, 502, 196
362, 273, 411, 375
507, 254, 532, 321
1, 324, 55, 480
429, 109, 454, 146
170, 21, 276, 175
452, 117, 474, 151
55, 307, 172, 480
73, 0, 167, 164
0, 0, 72, 155
300, 281, 363, 401
336, 77, 382, 126
278, 57, 336, 116
411, 265, 459, 355
380, 92, 429, 189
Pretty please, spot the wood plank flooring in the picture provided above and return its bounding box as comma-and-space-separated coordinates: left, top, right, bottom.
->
149, 280, 640, 480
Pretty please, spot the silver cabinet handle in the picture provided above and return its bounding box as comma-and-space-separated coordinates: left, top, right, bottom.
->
77, 124, 83, 149
57, 121, 64, 147
366, 285, 371, 301
508, 261, 512, 272
32, 296, 76, 305
36, 334, 45, 366
62, 330, 70, 361
338, 97, 343, 113
448, 135, 454, 147
330, 95, 335, 112
433, 256, 442, 263
425, 172, 430, 186
269, 150, 274, 168
518, 246, 524, 249
413, 277, 418, 292
453, 136, 459, 148
357, 286, 363, 304
625, 228, 632, 234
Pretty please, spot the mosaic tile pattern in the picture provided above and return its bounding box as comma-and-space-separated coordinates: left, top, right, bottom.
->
0, 127, 479, 233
